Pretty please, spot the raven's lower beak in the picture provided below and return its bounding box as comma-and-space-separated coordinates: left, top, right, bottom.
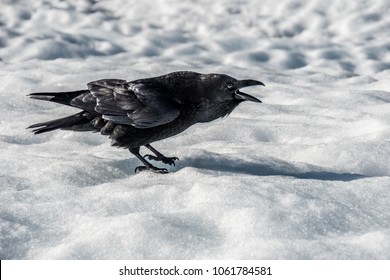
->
234, 79, 264, 103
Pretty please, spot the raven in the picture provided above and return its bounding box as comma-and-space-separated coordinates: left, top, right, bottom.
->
28, 71, 264, 173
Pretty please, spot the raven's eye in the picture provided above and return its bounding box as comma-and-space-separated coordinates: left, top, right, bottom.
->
226, 83, 235, 90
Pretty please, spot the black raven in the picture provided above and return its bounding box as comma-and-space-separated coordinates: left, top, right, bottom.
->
28, 71, 264, 173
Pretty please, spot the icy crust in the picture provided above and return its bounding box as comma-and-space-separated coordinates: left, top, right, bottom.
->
1, 0, 390, 259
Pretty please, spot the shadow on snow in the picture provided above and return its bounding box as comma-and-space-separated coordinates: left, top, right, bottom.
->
180, 152, 367, 182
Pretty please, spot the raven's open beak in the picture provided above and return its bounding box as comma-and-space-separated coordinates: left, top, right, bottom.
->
234, 79, 264, 103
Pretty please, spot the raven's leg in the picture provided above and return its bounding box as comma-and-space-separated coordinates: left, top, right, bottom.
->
143, 144, 179, 166
129, 147, 168, 174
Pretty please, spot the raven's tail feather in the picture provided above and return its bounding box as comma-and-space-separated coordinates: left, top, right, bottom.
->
27, 111, 90, 134
28, 90, 89, 106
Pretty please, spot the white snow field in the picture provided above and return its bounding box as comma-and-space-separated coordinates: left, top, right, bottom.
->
1, 0, 390, 259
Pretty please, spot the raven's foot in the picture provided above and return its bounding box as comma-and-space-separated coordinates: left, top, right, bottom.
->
130, 146, 170, 174
134, 165, 169, 174
144, 154, 179, 166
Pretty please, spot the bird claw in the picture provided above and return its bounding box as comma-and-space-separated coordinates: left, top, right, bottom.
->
134, 165, 169, 174
143, 154, 179, 166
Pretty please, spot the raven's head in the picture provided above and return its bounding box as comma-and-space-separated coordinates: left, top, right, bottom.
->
201, 73, 264, 102
195, 73, 264, 122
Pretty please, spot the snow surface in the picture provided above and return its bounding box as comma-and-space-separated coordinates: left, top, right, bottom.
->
1, 0, 390, 259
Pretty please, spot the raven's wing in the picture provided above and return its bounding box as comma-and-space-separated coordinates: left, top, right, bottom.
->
70, 79, 180, 129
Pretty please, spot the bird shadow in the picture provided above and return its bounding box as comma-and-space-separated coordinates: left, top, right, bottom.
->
179, 153, 367, 182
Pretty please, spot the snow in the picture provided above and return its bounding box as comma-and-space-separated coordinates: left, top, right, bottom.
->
1, 0, 390, 259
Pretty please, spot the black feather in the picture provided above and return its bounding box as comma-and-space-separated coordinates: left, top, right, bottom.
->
29, 90, 89, 106
27, 111, 90, 134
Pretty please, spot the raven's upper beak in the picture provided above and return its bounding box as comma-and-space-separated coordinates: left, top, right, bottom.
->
234, 79, 264, 103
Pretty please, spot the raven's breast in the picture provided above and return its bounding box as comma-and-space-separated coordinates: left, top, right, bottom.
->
107, 115, 196, 149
